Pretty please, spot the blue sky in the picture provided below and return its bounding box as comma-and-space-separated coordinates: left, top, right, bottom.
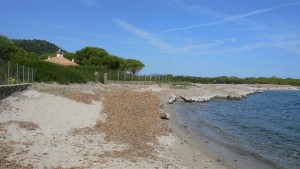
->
1, 0, 300, 78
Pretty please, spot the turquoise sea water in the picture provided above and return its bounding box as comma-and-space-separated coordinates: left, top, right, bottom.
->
174, 90, 300, 169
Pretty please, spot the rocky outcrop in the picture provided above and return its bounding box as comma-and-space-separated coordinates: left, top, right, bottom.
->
179, 90, 262, 103
180, 96, 209, 102
167, 94, 177, 104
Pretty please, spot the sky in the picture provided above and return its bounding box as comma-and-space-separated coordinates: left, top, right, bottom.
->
1, 0, 300, 78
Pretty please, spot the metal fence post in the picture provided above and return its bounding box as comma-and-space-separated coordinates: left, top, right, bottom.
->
32, 68, 34, 83
16, 63, 18, 84
27, 67, 29, 83
118, 71, 120, 81
7, 61, 10, 85
23, 65, 24, 83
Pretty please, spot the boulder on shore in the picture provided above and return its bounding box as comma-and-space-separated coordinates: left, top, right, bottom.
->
180, 96, 209, 102
160, 112, 170, 120
167, 94, 177, 104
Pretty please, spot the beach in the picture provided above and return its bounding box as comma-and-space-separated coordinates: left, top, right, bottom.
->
0, 83, 297, 169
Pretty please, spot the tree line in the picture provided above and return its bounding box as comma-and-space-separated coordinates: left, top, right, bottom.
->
1, 34, 299, 86
0, 34, 144, 83
173, 76, 300, 86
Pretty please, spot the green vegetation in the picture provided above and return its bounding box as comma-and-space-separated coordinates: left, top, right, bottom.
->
125, 59, 145, 75
173, 76, 300, 86
73, 47, 143, 73
30, 61, 103, 84
12, 39, 64, 55
0, 34, 145, 84
171, 81, 193, 89
1, 34, 300, 86
74, 47, 109, 65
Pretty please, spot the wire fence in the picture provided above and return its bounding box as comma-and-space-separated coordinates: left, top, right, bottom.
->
0, 59, 36, 86
96, 70, 173, 84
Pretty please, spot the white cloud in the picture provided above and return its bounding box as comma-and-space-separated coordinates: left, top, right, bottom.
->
182, 38, 237, 51
171, 0, 224, 19
113, 18, 300, 56
273, 40, 300, 55
113, 18, 177, 53
194, 39, 300, 56
161, 1, 300, 33
113, 18, 239, 53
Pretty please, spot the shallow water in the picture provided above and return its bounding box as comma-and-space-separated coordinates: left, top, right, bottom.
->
174, 90, 300, 169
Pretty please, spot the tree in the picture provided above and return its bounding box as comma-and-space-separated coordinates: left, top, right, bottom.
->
12, 39, 64, 55
0, 35, 38, 62
99, 55, 126, 70
74, 47, 109, 65
0, 35, 18, 60
125, 59, 145, 75
88, 56, 102, 66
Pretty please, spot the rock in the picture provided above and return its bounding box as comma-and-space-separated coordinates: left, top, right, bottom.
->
227, 95, 241, 100
159, 103, 165, 109
167, 94, 177, 104
227, 93, 243, 100
180, 96, 209, 102
160, 112, 170, 120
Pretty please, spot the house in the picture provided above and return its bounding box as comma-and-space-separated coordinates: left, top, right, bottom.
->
45, 49, 78, 66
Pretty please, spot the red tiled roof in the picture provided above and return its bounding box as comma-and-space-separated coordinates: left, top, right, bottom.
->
45, 57, 79, 66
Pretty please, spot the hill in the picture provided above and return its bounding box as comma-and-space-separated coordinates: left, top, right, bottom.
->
12, 39, 66, 55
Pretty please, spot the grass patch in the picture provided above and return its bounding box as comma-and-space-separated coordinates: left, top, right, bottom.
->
172, 81, 193, 89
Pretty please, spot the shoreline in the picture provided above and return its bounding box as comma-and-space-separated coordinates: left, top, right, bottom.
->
165, 101, 277, 169
160, 84, 299, 169
168, 100, 282, 169
0, 83, 297, 168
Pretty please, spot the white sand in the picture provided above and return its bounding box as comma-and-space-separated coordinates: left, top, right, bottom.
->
0, 89, 126, 168
1, 83, 286, 169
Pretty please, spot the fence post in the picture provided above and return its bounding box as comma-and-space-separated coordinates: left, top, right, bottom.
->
23, 65, 24, 83
131, 74, 133, 81
118, 71, 120, 81
95, 71, 99, 82
103, 73, 108, 84
7, 61, 10, 85
16, 63, 19, 84
32, 68, 34, 83
27, 67, 29, 83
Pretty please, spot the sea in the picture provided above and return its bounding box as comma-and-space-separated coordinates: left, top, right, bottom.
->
174, 90, 300, 169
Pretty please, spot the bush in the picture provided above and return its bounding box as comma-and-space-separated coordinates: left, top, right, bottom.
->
27, 61, 103, 84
